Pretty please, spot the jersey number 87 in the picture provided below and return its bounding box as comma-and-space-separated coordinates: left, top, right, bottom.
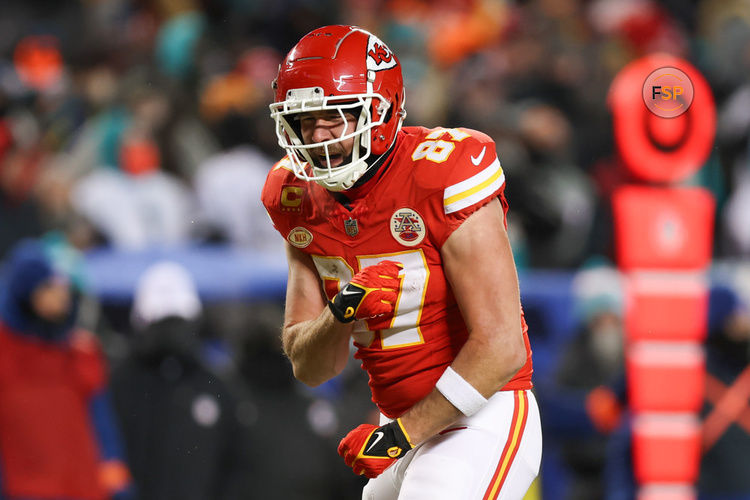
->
312, 249, 429, 349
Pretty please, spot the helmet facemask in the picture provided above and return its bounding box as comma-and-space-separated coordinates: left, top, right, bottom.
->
270, 86, 391, 192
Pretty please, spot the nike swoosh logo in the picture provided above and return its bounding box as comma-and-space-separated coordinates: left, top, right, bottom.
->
365, 431, 385, 453
341, 288, 360, 296
470, 147, 486, 166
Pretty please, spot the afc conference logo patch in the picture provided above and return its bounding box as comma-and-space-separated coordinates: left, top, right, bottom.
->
287, 227, 313, 248
390, 208, 426, 247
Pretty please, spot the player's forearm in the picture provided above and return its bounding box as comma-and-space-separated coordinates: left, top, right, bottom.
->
399, 329, 526, 445
453, 320, 527, 394
397, 388, 462, 445
282, 307, 352, 387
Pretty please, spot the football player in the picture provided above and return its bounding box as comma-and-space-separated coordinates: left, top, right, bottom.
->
261, 25, 541, 500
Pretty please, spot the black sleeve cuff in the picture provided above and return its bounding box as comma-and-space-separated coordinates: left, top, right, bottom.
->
328, 300, 355, 323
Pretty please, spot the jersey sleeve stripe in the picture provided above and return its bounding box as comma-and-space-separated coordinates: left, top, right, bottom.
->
443, 159, 505, 214
444, 158, 501, 201
273, 156, 294, 172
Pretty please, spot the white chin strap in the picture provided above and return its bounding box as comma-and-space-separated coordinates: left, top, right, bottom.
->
313, 157, 369, 192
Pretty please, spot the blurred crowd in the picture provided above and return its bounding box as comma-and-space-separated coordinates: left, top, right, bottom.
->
1, 0, 750, 499
1, 0, 750, 266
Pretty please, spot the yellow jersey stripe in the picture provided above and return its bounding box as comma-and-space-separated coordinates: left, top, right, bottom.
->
444, 165, 504, 207
444, 157, 501, 200
272, 155, 294, 172
443, 159, 505, 214
444, 172, 505, 215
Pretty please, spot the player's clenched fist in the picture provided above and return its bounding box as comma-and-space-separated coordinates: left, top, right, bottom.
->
338, 419, 413, 478
328, 260, 402, 323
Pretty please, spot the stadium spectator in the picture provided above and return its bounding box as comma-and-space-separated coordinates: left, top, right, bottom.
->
193, 66, 282, 251
110, 261, 253, 500
699, 284, 750, 499
262, 25, 541, 499
0, 99, 45, 258
194, 142, 282, 252
0, 239, 132, 500
554, 263, 626, 500
70, 82, 197, 250
238, 325, 370, 500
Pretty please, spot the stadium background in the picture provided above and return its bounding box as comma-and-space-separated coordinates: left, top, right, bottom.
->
1, 0, 749, 498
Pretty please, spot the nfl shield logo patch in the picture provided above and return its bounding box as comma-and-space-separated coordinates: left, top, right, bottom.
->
344, 218, 359, 237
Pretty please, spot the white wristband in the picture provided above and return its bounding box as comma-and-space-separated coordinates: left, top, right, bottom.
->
435, 366, 488, 417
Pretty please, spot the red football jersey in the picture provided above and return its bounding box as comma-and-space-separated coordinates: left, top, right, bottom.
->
262, 126, 533, 418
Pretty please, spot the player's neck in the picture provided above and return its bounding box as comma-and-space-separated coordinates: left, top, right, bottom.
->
342, 178, 376, 201
339, 139, 398, 201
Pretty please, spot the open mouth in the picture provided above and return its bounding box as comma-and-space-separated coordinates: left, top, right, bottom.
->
316, 153, 344, 168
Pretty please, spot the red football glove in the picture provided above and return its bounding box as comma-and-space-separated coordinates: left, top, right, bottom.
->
338, 419, 413, 478
328, 260, 402, 323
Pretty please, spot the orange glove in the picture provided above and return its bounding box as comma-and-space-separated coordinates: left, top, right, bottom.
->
98, 459, 132, 496
338, 419, 413, 478
585, 385, 622, 434
328, 260, 402, 323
